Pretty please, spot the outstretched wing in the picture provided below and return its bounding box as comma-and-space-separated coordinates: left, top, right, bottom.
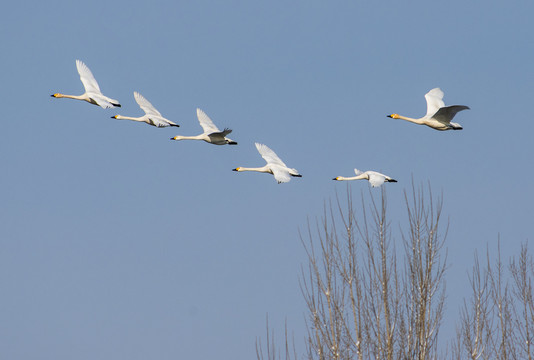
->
76, 60, 101, 94
354, 168, 363, 176
433, 105, 470, 124
271, 165, 291, 184
134, 92, 162, 117
424, 88, 445, 117
149, 117, 173, 127
196, 108, 221, 134
368, 172, 386, 187
255, 143, 288, 167
88, 93, 114, 109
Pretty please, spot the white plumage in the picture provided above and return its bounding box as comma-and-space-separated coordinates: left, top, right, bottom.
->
387, 88, 469, 131
233, 143, 302, 184
333, 169, 397, 187
171, 108, 237, 145
51, 60, 120, 109
111, 92, 179, 127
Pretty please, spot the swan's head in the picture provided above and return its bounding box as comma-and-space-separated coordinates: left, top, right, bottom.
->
232, 167, 241, 172
51, 93, 60, 98
332, 176, 341, 181
111, 115, 118, 119
387, 114, 400, 119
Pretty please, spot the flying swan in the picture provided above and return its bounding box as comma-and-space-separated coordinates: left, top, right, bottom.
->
51, 60, 120, 109
170, 108, 236, 145
387, 88, 469, 131
111, 92, 179, 127
232, 143, 302, 184
333, 169, 397, 187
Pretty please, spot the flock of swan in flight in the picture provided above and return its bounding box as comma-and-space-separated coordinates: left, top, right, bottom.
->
52, 60, 470, 186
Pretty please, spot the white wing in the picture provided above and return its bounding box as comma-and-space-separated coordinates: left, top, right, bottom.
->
255, 143, 288, 167
367, 172, 386, 187
76, 60, 102, 94
424, 88, 445, 117
354, 168, 363, 176
134, 92, 162, 117
87, 93, 114, 109
196, 108, 221, 134
433, 105, 470, 124
271, 165, 291, 184
150, 117, 173, 127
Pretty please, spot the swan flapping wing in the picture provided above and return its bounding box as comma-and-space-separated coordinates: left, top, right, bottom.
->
255, 143, 288, 167
149, 117, 173, 127
271, 165, 291, 184
206, 128, 232, 144
134, 92, 163, 117
433, 105, 470, 124
88, 93, 115, 109
354, 168, 363, 176
424, 88, 445, 117
197, 108, 221, 134
219, 128, 233, 137
367, 172, 386, 187
76, 60, 102, 94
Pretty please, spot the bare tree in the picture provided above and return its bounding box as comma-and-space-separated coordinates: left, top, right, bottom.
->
457, 251, 492, 360
399, 184, 447, 360
256, 315, 298, 360
257, 184, 448, 360
510, 243, 534, 360
456, 241, 534, 360
486, 242, 517, 359
256, 186, 534, 360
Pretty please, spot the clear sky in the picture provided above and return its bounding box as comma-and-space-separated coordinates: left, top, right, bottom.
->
1, 1, 533, 359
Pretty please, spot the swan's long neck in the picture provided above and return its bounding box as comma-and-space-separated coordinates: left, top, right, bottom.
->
114, 115, 144, 122
395, 114, 424, 125
336, 174, 368, 181
172, 134, 205, 141
235, 166, 271, 173
53, 93, 86, 101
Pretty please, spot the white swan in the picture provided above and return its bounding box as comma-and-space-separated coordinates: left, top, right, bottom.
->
232, 143, 302, 184
51, 60, 120, 109
170, 108, 237, 145
387, 88, 469, 131
333, 169, 397, 187
111, 92, 179, 127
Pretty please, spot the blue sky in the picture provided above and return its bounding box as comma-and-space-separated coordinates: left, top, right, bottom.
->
1, 1, 533, 359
